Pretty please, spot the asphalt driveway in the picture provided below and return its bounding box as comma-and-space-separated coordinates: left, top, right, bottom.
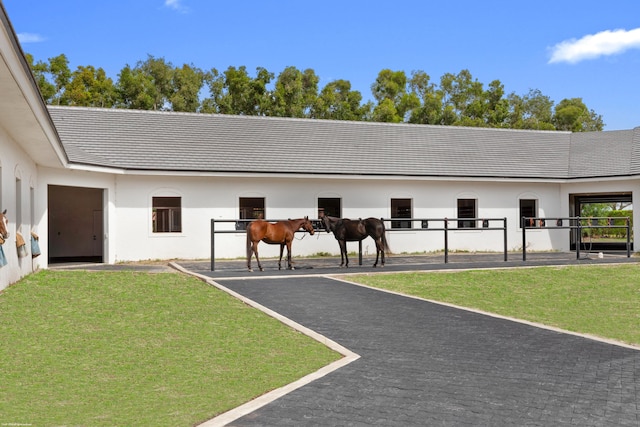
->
182, 254, 640, 426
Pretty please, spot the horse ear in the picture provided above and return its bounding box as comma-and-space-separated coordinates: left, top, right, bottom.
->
1, 209, 5, 215
305, 216, 308, 220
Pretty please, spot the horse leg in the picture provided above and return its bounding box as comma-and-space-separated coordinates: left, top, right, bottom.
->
278, 244, 285, 270
373, 243, 381, 267
339, 240, 349, 267
253, 242, 264, 272
246, 237, 254, 272
373, 238, 384, 267
286, 241, 294, 270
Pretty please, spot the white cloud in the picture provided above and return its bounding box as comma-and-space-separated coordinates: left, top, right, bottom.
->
17, 32, 45, 43
549, 27, 640, 64
164, 0, 188, 13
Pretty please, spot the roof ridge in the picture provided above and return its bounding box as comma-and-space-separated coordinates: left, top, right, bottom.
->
46, 105, 572, 135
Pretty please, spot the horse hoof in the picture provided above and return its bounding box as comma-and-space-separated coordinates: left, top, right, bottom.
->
248, 268, 253, 272
259, 267, 264, 272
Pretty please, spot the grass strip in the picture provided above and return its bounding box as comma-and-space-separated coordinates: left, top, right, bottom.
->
0, 270, 340, 426
346, 264, 640, 346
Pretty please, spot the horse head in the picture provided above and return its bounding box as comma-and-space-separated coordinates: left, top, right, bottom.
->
320, 214, 333, 233
0, 210, 9, 239
301, 216, 315, 235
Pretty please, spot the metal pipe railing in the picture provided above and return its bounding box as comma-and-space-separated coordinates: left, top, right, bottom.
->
211, 217, 509, 270
521, 216, 631, 261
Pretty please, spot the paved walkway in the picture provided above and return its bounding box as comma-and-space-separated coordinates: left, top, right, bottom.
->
179, 253, 640, 426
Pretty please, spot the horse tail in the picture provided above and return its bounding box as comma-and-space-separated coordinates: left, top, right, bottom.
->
245, 222, 253, 259
380, 218, 391, 254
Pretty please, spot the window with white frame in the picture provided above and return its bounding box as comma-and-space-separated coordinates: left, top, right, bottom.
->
318, 197, 341, 218
239, 197, 265, 230
457, 198, 476, 228
391, 198, 412, 228
152, 196, 182, 233
519, 199, 538, 228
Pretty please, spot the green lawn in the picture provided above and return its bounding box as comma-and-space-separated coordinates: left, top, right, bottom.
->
346, 264, 640, 347
3, 264, 639, 426
0, 270, 340, 427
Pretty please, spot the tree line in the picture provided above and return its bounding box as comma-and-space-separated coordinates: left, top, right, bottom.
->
27, 53, 604, 132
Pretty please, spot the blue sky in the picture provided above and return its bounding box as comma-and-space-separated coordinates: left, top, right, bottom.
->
4, 0, 640, 130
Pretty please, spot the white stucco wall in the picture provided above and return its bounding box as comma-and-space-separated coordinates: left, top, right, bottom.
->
35, 166, 116, 269
0, 126, 41, 290
90, 174, 587, 262
32, 168, 638, 267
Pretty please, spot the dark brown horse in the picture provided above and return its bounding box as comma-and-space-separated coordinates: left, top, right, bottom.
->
246, 217, 315, 272
320, 214, 390, 267
0, 210, 9, 242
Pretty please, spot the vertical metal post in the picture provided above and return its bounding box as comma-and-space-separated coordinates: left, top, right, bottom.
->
444, 218, 449, 263
210, 219, 215, 271
522, 217, 527, 261
503, 217, 508, 261
576, 217, 581, 260
626, 217, 631, 258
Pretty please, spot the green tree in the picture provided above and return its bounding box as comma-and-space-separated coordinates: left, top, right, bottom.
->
439, 69, 486, 126
116, 55, 175, 110
507, 89, 555, 130
26, 54, 71, 105
62, 65, 117, 107
407, 70, 444, 124
484, 80, 510, 127
371, 98, 400, 123
552, 98, 604, 132
371, 69, 419, 122
271, 66, 318, 118
24, 52, 609, 132
200, 68, 225, 114
169, 64, 204, 112
48, 54, 72, 105
116, 64, 157, 109
312, 79, 368, 121
25, 53, 56, 102
201, 66, 273, 115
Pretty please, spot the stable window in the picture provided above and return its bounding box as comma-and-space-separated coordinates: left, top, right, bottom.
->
391, 198, 412, 229
519, 199, 538, 228
152, 197, 182, 233
15, 178, 22, 233
318, 198, 341, 218
457, 199, 476, 228
239, 197, 265, 230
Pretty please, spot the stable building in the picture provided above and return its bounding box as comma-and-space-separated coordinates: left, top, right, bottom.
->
0, 3, 638, 290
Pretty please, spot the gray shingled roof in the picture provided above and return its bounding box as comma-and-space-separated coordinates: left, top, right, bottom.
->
47, 106, 640, 180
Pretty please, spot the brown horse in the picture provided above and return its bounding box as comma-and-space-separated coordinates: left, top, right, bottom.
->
246, 216, 315, 272
0, 210, 9, 242
320, 214, 390, 267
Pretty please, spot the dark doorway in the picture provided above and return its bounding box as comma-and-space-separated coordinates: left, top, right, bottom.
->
570, 193, 633, 251
48, 185, 104, 263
